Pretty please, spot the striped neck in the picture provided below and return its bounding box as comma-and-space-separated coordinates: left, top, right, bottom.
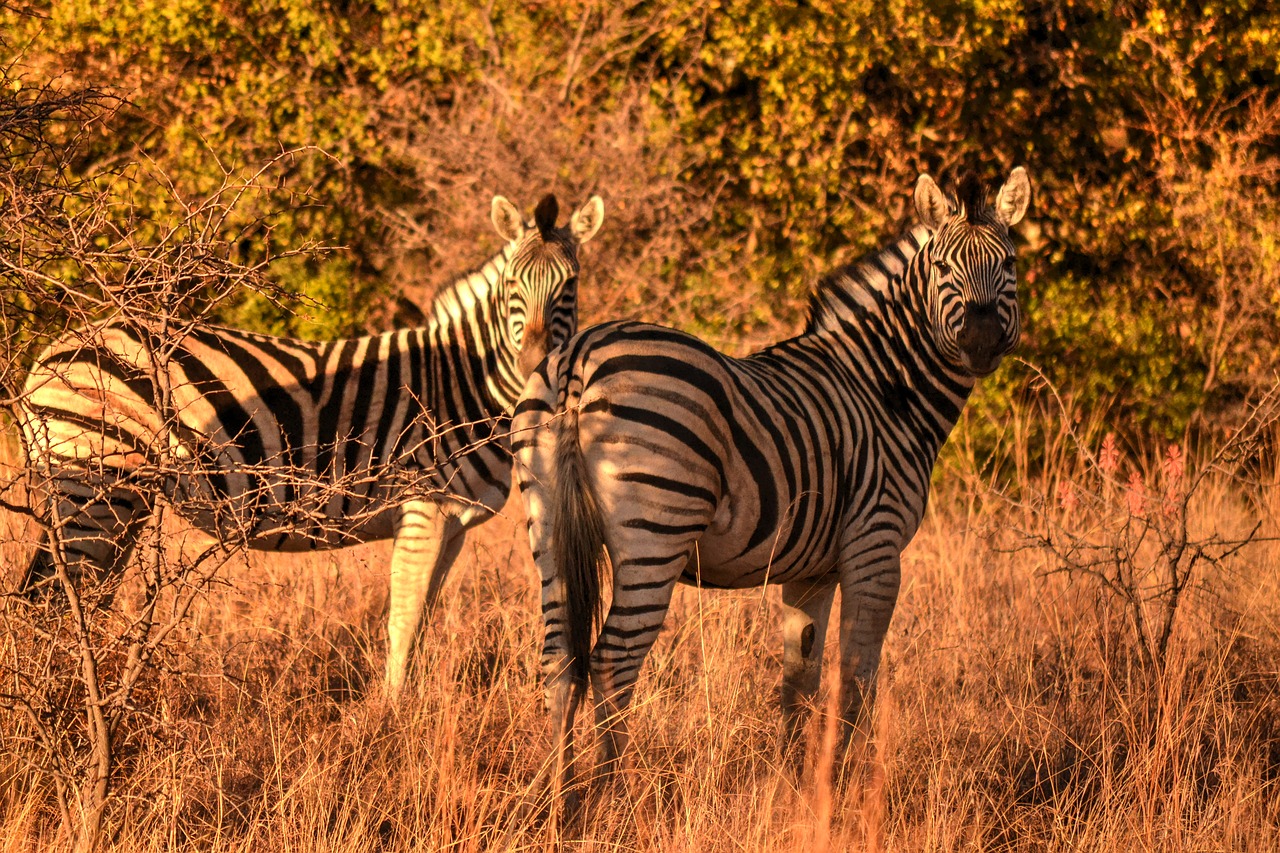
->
426, 241, 527, 414
803, 225, 977, 441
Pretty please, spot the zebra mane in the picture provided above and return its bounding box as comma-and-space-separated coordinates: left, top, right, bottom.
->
803, 225, 930, 335
535, 195, 559, 240
422, 236, 517, 313
955, 172, 993, 225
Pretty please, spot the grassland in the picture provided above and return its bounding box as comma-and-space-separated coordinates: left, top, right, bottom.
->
3, 423, 1278, 852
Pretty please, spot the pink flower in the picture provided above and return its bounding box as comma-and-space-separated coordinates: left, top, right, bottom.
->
1162, 444, 1185, 515
1057, 479, 1079, 512
1099, 433, 1121, 476
1163, 444, 1185, 490
1125, 471, 1146, 516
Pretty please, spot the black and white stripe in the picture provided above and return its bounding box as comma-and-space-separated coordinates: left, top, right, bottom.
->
513, 169, 1030, 786
19, 192, 604, 695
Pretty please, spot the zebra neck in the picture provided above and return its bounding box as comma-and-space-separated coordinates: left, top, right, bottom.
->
806, 228, 977, 449
884, 256, 977, 448
805, 225, 931, 335
868, 312, 977, 456
425, 242, 526, 415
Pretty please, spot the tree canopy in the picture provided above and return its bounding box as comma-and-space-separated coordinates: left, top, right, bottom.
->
4, 0, 1278, 440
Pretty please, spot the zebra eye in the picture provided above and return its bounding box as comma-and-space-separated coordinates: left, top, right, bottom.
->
1002, 257, 1016, 273
934, 260, 952, 277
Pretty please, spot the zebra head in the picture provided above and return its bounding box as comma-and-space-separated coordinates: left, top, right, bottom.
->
490, 193, 605, 377
914, 166, 1032, 377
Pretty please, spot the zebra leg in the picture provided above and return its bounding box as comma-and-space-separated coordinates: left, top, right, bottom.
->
421, 514, 468, 615
547, 625, 587, 806
834, 553, 902, 773
24, 483, 151, 604
779, 576, 838, 750
523, 474, 588, 800
589, 559, 683, 784
384, 499, 464, 698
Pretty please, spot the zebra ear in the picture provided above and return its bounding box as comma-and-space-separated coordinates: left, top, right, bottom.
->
994, 166, 1031, 227
491, 196, 525, 243
570, 195, 605, 244
914, 174, 951, 231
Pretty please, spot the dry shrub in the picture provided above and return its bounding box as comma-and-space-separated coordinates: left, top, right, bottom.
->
0, 63, 345, 851
368, 82, 752, 349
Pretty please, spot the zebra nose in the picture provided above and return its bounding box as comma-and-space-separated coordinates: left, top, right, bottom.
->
518, 320, 549, 377
958, 301, 1005, 361
957, 298, 993, 345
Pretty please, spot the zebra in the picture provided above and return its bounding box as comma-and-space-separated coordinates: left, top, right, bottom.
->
512, 168, 1031, 790
17, 192, 605, 696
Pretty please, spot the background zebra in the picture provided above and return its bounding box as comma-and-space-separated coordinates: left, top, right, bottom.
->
18, 192, 604, 696
513, 168, 1030, 789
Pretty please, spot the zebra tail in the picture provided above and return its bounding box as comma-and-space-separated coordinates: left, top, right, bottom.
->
550, 400, 606, 687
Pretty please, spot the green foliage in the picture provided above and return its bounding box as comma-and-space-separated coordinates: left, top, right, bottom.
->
666, 0, 1030, 289
2, 0, 495, 335
3, 0, 1279, 443
218, 254, 366, 340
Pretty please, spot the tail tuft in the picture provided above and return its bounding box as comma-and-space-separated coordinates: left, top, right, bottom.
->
550, 402, 607, 686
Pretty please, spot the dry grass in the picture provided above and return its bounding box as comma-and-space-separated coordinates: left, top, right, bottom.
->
2, 456, 1279, 851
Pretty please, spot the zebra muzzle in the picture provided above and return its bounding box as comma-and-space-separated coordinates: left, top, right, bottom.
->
518, 321, 550, 377
957, 304, 1013, 376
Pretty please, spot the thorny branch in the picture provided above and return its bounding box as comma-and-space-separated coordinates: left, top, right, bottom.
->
1006, 365, 1280, 671
0, 71, 521, 851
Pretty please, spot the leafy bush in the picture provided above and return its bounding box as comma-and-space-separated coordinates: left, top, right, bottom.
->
4, 0, 1279, 442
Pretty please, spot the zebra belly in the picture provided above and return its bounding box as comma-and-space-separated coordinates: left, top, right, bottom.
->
686, 527, 840, 589
173, 462, 507, 551
243, 508, 398, 551
172, 474, 402, 551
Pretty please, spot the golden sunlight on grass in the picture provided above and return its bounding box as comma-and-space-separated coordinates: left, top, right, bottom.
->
3, 451, 1279, 850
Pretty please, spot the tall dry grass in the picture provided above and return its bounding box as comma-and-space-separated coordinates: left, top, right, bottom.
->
2, 423, 1279, 851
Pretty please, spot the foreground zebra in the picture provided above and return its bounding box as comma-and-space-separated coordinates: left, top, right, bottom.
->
18, 192, 604, 695
514, 168, 1030, 788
